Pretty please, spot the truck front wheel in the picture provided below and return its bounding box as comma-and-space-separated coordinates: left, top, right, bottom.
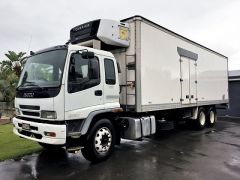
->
81, 119, 115, 162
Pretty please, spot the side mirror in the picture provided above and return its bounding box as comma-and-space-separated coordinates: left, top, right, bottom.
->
69, 57, 76, 82
70, 57, 75, 65
81, 51, 94, 59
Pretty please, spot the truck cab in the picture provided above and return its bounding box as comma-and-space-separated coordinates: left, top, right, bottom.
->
13, 44, 121, 157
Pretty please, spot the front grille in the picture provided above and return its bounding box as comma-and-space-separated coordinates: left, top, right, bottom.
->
19, 105, 40, 110
18, 130, 42, 139
22, 111, 40, 117
19, 104, 41, 118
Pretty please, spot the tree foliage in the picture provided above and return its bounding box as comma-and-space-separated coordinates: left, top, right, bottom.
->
0, 51, 26, 105
0, 51, 26, 77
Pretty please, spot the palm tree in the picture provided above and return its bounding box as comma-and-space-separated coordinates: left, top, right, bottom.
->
0, 51, 26, 105
0, 51, 26, 77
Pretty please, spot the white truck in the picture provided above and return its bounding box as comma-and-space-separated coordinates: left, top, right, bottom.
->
13, 16, 229, 162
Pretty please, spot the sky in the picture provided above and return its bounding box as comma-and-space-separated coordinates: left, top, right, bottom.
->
0, 0, 239, 70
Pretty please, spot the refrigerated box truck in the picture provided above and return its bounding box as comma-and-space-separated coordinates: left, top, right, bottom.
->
13, 16, 229, 162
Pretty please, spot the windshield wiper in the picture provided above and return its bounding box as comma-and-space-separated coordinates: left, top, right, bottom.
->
24, 81, 39, 86
16, 81, 42, 90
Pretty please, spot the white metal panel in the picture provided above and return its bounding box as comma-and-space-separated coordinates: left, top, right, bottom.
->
50, 85, 66, 120
97, 19, 130, 47
139, 20, 228, 112
126, 22, 136, 56
181, 57, 190, 104
197, 53, 228, 102
140, 22, 181, 106
15, 97, 54, 111
112, 50, 126, 105
189, 60, 197, 104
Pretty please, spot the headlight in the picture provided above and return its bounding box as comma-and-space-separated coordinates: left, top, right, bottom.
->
15, 108, 20, 116
41, 111, 57, 119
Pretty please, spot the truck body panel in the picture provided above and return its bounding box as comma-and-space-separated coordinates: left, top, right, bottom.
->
114, 16, 228, 112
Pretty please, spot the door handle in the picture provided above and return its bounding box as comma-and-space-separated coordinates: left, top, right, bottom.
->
95, 90, 102, 96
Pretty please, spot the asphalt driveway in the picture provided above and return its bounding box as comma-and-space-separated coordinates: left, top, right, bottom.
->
0, 117, 240, 180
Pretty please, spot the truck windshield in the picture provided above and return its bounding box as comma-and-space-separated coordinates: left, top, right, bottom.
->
18, 49, 67, 88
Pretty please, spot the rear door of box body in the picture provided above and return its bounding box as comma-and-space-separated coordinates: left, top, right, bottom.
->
180, 57, 197, 104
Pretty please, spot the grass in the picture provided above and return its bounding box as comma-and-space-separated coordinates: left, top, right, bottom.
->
0, 123, 42, 161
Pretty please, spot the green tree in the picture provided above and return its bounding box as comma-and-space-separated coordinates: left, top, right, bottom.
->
0, 51, 26, 77
0, 51, 26, 104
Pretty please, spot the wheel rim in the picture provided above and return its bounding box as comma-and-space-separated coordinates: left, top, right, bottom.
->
199, 112, 206, 126
210, 111, 215, 124
94, 127, 112, 154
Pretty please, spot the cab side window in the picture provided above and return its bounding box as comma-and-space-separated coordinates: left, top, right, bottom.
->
104, 59, 116, 85
68, 54, 100, 93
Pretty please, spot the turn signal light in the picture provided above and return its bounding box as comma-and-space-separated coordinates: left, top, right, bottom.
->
44, 131, 56, 137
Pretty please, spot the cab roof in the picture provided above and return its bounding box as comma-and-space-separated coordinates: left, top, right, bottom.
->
34, 44, 115, 58
68, 44, 114, 58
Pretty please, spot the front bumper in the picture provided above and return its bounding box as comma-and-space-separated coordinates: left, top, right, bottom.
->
12, 117, 66, 145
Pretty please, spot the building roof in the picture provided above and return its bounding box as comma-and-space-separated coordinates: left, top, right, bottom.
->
229, 70, 240, 77
229, 70, 240, 81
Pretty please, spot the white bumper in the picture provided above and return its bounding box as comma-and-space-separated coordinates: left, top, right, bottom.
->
12, 117, 66, 145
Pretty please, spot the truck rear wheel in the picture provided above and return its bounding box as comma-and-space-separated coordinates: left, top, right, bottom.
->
81, 119, 115, 162
195, 108, 206, 130
206, 107, 217, 127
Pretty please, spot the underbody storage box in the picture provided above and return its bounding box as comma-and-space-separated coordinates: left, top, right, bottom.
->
121, 116, 156, 140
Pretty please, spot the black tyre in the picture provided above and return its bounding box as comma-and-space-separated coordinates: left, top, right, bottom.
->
38, 142, 63, 150
206, 107, 217, 128
81, 119, 115, 162
195, 108, 206, 130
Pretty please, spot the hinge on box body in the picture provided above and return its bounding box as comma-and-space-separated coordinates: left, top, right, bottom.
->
180, 78, 183, 82
195, 80, 197, 84
120, 81, 135, 89
180, 98, 184, 102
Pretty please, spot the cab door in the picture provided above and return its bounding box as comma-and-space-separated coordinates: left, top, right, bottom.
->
64, 52, 104, 120
103, 57, 120, 109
